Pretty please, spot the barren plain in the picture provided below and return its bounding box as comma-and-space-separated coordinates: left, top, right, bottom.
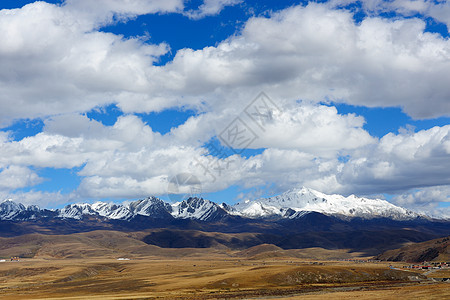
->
1, 255, 449, 299
0, 231, 448, 299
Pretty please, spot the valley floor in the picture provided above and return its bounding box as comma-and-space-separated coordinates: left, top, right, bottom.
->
0, 256, 448, 299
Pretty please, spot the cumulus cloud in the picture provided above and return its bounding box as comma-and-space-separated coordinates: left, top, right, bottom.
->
392, 185, 450, 218
185, 0, 242, 19
0, 114, 162, 170
63, 0, 184, 27
428, 1, 450, 31
0, 166, 42, 190
0, 190, 74, 208
2, 2, 450, 125
126, 3, 450, 119
246, 103, 375, 156
337, 125, 450, 194
1, 1, 449, 213
1, 111, 449, 212
335, 0, 450, 33
168, 102, 375, 156
0, 102, 370, 200
0, 1, 170, 124
333, 0, 429, 15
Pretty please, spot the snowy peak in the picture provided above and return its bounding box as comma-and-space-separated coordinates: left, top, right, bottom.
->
232, 187, 418, 220
231, 187, 329, 218
128, 197, 172, 219
0, 200, 26, 220
0, 200, 51, 221
172, 197, 227, 221
268, 186, 331, 207
58, 203, 98, 220
91, 202, 133, 220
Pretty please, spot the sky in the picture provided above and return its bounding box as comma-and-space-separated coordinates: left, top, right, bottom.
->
0, 0, 449, 217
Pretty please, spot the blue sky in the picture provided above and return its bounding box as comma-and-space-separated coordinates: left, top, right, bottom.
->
0, 0, 449, 216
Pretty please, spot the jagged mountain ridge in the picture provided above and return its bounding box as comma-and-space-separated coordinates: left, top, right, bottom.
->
0, 196, 227, 222
0, 200, 55, 221
0, 187, 427, 222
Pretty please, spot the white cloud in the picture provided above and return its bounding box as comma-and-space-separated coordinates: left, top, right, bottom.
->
0, 114, 164, 170
168, 102, 375, 157
0, 166, 42, 190
0, 105, 359, 199
338, 125, 450, 194
0, 1, 170, 125
1, 190, 74, 208
2, 2, 450, 125
44, 113, 107, 138
392, 186, 450, 218
336, 0, 450, 33
246, 103, 375, 156
63, 0, 184, 28
132, 3, 450, 119
185, 0, 242, 19
0, 110, 448, 214
345, 0, 430, 15
0, 109, 448, 207
0, 1, 449, 212
428, 1, 450, 32
0, 133, 88, 169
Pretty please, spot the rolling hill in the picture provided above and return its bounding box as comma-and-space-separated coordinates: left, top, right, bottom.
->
375, 235, 450, 262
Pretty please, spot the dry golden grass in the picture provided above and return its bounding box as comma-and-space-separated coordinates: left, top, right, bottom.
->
0, 231, 234, 260
0, 231, 448, 299
0, 256, 447, 300
279, 283, 450, 299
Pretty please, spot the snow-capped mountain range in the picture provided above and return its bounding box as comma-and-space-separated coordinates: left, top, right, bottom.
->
231, 187, 418, 220
0, 187, 423, 222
